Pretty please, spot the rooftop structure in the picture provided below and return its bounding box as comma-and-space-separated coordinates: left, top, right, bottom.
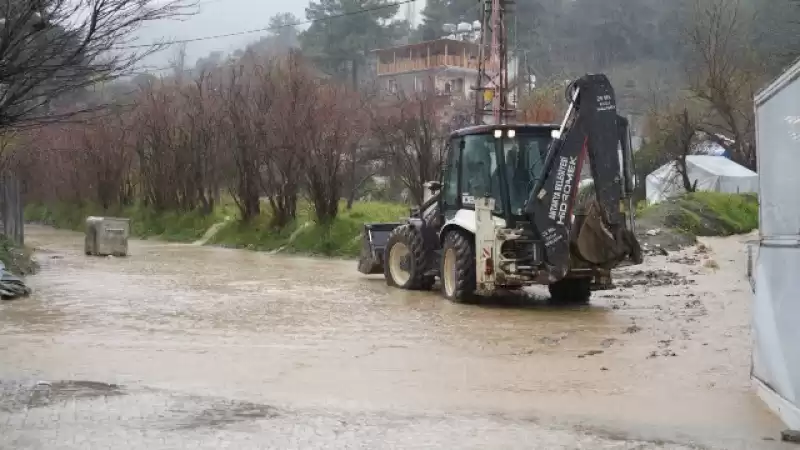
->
372, 39, 485, 99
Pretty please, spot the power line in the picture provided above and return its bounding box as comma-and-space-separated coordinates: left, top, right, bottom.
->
132, 59, 250, 74
197, 0, 228, 6
116, 0, 418, 50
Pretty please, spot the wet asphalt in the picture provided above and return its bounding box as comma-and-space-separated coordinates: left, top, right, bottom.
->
0, 226, 793, 449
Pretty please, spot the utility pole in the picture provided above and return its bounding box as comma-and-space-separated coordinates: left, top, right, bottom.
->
473, 0, 514, 125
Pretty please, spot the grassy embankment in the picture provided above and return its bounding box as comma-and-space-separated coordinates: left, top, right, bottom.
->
579, 179, 758, 246
636, 192, 759, 242
24, 192, 758, 258
24, 200, 409, 258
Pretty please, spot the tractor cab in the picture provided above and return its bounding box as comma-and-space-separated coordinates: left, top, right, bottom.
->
438, 124, 558, 226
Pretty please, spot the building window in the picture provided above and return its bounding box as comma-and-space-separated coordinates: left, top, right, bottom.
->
388, 78, 397, 93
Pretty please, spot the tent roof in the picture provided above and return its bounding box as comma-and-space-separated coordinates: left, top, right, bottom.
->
686, 155, 756, 178
648, 155, 756, 180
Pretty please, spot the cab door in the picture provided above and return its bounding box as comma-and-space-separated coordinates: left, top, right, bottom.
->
439, 136, 462, 221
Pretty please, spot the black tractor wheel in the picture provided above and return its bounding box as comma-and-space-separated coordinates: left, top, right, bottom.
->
440, 230, 476, 303
384, 225, 435, 290
548, 278, 592, 305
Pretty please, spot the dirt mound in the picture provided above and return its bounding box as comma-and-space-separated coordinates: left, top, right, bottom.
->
634, 192, 758, 253
634, 219, 696, 253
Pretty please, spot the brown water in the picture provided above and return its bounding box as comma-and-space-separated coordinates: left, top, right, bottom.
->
0, 226, 791, 449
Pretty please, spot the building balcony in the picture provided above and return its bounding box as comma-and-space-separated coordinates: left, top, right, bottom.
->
377, 54, 479, 76
374, 38, 484, 77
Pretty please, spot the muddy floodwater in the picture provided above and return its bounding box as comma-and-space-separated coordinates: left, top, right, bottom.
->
0, 226, 792, 449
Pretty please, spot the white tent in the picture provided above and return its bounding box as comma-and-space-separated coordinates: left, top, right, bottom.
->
645, 155, 758, 205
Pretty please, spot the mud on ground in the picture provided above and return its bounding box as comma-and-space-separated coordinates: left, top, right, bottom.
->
0, 226, 791, 449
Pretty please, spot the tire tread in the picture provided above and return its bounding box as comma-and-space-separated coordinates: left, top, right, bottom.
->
384, 224, 435, 290
441, 231, 476, 302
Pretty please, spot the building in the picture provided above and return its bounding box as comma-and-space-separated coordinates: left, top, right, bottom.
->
372, 39, 483, 99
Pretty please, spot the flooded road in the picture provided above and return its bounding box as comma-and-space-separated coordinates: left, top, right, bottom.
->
0, 226, 792, 449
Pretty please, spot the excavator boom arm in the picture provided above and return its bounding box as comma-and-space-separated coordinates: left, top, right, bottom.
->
525, 73, 640, 280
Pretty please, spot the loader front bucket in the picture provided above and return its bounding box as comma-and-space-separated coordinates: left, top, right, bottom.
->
357, 223, 404, 275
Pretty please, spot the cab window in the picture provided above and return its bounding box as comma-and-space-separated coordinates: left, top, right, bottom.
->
460, 133, 502, 214
440, 138, 460, 211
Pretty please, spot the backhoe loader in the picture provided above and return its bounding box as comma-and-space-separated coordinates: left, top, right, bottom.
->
357, 73, 643, 303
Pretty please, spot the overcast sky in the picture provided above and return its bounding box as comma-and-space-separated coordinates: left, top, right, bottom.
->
136, 0, 426, 71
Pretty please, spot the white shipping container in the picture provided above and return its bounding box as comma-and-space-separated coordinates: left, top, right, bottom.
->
751, 57, 800, 430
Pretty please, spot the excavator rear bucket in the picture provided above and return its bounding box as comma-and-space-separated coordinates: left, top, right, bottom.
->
357, 223, 404, 275
573, 200, 643, 269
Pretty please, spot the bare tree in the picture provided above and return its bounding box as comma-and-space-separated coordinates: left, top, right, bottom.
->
302, 83, 365, 224
263, 52, 312, 227
79, 112, 134, 209
646, 103, 704, 193
518, 82, 564, 124
342, 82, 383, 210
0, 129, 19, 174
132, 82, 181, 211
218, 62, 265, 222
0, 0, 196, 130
343, 138, 383, 210
371, 89, 447, 206
686, 0, 762, 169
178, 72, 221, 213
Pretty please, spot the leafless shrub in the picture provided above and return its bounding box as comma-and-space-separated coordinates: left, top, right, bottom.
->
371, 89, 448, 206
21, 51, 453, 227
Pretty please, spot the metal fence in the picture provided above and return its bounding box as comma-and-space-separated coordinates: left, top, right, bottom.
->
0, 172, 24, 245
